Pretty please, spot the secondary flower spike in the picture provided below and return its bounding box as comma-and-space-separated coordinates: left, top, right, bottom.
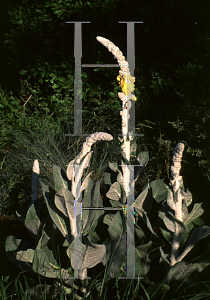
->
76, 132, 113, 164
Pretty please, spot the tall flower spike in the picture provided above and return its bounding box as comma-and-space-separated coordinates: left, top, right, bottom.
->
96, 36, 137, 196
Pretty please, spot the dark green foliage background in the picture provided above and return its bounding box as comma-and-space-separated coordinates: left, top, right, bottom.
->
0, 0, 210, 226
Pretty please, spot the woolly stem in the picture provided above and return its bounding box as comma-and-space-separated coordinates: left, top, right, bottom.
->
169, 143, 185, 266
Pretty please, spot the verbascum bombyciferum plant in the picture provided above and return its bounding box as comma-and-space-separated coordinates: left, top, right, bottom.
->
5, 37, 210, 299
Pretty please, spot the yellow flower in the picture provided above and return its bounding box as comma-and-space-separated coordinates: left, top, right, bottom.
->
131, 95, 137, 101
117, 74, 137, 100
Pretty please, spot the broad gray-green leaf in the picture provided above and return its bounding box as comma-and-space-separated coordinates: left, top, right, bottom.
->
66, 237, 87, 270
53, 165, 69, 192
122, 241, 153, 277
179, 222, 195, 249
159, 247, 170, 265
82, 242, 106, 269
40, 217, 65, 249
33, 245, 66, 278
36, 228, 50, 250
182, 199, 189, 222
5, 236, 35, 273
63, 239, 70, 247
106, 182, 122, 201
16, 248, 34, 263
103, 214, 115, 226
81, 171, 93, 192
116, 169, 123, 186
66, 158, 77, 181
150, 179, 168, 203
165, 261, 198, 285
54, 187, 75, 236
108, 162, 118, 172
106, 182, 126, 206
82, 179, 104, 234
104, 211, 127, 282
134, 223, 146, 244
158, 209, 176, 242
103, 171, 112, 186
184, 203, 204, 226
136, 241, 153, 258
164, 211, 186, 233
136, 151, 149, 166
133, 151, 149, 182
192, 217, 204, 226
140, 242, 165, 278
136, 209, 159, 237
40, 180, 71, 241
81, 176, 94, 231
167, 188, 176, 211
180, 187, 193, 207
24, 205, 41, 240
177, 225, 210, 262
101, 238, 112, 266
24, 198, 49, 242
135, 185, 152, 214
160, 226, 173, 244
135, 239, 166, 277
86, 225, 101, 244
162, 215, 177, 233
